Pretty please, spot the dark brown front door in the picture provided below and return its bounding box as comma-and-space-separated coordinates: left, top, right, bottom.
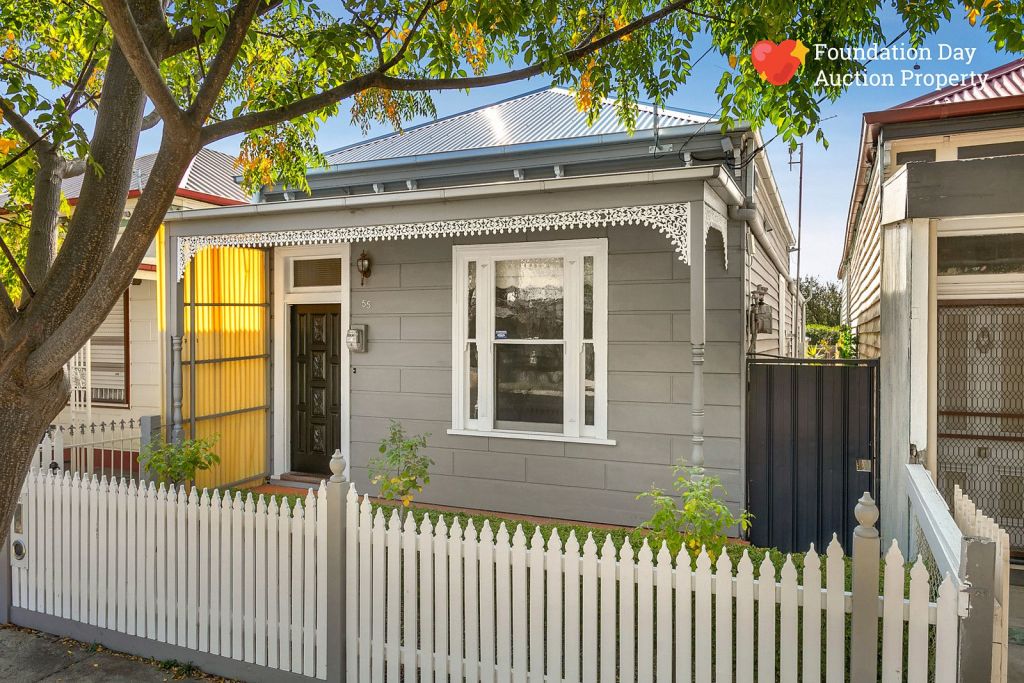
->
291, 304, 342, 475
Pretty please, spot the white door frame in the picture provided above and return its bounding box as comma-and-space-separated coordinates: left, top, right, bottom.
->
925, 214, 1024, 477
272, 243, 352, 479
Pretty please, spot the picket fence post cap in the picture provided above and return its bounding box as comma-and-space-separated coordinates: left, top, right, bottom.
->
329, 448, 346, 483
854, 491, 879, 535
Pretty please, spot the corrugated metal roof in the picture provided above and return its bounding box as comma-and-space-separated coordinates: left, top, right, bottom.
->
895, 58, 1024, 108
325, 88, 710, 166
60, 148, 247, 204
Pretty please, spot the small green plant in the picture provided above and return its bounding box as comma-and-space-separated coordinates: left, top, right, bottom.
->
837, 325, 858, 358
369, 420, 432, 507
637, 465, 752, 561
138, 435, 220, 487
805, 323, 858, 358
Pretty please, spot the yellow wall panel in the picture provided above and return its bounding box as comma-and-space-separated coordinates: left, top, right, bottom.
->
181, 247, 268, 488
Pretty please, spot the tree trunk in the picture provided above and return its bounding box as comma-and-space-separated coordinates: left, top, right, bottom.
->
25, 154, 63, 292
0, 370, 69, 546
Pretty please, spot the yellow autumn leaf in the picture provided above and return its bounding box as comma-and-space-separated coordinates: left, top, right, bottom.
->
728, 54, 738, 69
613, 16, 631, 41
0, 138, 19, 156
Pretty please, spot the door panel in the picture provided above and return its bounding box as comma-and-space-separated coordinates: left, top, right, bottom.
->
291, 304, 342, 475
745, 357, 879, 552
936, 302, 1024, 556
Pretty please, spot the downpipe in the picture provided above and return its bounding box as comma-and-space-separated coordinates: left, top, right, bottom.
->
729, 198, 798, 296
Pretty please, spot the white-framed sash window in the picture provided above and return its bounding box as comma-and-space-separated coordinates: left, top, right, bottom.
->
451, 238, 610, 444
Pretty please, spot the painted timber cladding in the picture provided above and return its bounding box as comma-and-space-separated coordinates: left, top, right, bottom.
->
843, 160, 883, 358
345, 223, 745, 525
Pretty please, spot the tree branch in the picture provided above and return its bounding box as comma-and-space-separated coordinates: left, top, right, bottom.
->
201, 0, 694, 144
141, 108, 162, 130
100, 0, 188, 129
0, 232, 34, 299
165, 0, 284, 59
24, 133, 196, 382
0, 99, 48, 149
64, 50, 100, 114
379, 0, 443, 73
189, 0, 265, 123
63, 158, 88, 178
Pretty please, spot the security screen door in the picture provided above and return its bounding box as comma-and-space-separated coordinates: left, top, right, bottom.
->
936, 302, 1024, 556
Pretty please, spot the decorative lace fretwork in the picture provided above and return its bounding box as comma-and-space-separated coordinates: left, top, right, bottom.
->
706, 205, 730, 270
175, 203, 694, 280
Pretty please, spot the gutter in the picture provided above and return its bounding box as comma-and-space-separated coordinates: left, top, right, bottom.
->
728, 148, 798, 295
166, 165, 744, 225
862, 94, 1024, 126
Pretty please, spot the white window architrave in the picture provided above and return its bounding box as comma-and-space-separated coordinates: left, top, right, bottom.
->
450, 238, 611, 445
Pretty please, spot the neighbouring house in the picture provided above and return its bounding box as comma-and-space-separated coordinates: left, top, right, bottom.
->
838, 58, 1024, 553
160, 88, 802, 524
49, 148, 248, 425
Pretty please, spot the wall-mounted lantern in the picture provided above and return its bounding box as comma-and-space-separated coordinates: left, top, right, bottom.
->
356, 251, 372, 286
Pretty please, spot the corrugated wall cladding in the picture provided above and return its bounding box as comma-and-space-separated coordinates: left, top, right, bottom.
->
842, 161, 882, 358
346, 224, 746, 526
182, 247, 269, 487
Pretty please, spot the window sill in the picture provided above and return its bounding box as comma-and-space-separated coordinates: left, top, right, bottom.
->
446, 428, 616, 446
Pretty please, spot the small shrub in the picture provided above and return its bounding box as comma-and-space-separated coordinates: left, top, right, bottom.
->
806, 323, 858, 358
637, 465, 752, 560
369, 420, 432, 507
138, 435, 220, 487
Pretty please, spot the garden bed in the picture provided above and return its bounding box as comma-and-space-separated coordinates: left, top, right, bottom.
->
242, 485, 857, 587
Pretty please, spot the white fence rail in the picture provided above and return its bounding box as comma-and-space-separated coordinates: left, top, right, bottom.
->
34, 420, 143, 482
9, 469, 328, 680
906, 463, 1010, 683
7, 461, 974, 682
347, 486, 962, 683
952, 483, 1011, 682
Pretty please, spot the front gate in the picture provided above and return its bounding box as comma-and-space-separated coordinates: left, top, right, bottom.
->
745, 356, 879, 552
936, 302, 1024, 558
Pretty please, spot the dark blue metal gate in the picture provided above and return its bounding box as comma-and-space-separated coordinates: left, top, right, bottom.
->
745, 356, 879, 552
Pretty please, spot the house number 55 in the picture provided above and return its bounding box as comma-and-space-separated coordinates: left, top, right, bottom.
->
361, 299, 372, 310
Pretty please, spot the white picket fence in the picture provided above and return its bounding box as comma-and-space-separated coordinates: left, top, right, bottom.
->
34, 420, 143, 481
952, 484, 1011, 682
8, 468, 972, 682
9, 469, 328, 679
346, 487, 961, 683
907, 463, 1010, 683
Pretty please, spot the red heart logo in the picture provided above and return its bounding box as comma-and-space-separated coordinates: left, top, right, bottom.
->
751, 39, 801, 85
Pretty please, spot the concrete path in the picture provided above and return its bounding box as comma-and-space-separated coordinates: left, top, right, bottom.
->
0, 625, 226, 682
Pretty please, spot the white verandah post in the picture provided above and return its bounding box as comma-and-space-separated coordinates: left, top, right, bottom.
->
688, 201, 706, 473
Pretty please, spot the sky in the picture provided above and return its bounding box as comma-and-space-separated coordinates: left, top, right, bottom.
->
131, 8, 1019, 281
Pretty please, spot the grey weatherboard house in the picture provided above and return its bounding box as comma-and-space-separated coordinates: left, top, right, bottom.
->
161, 88, 802, 525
